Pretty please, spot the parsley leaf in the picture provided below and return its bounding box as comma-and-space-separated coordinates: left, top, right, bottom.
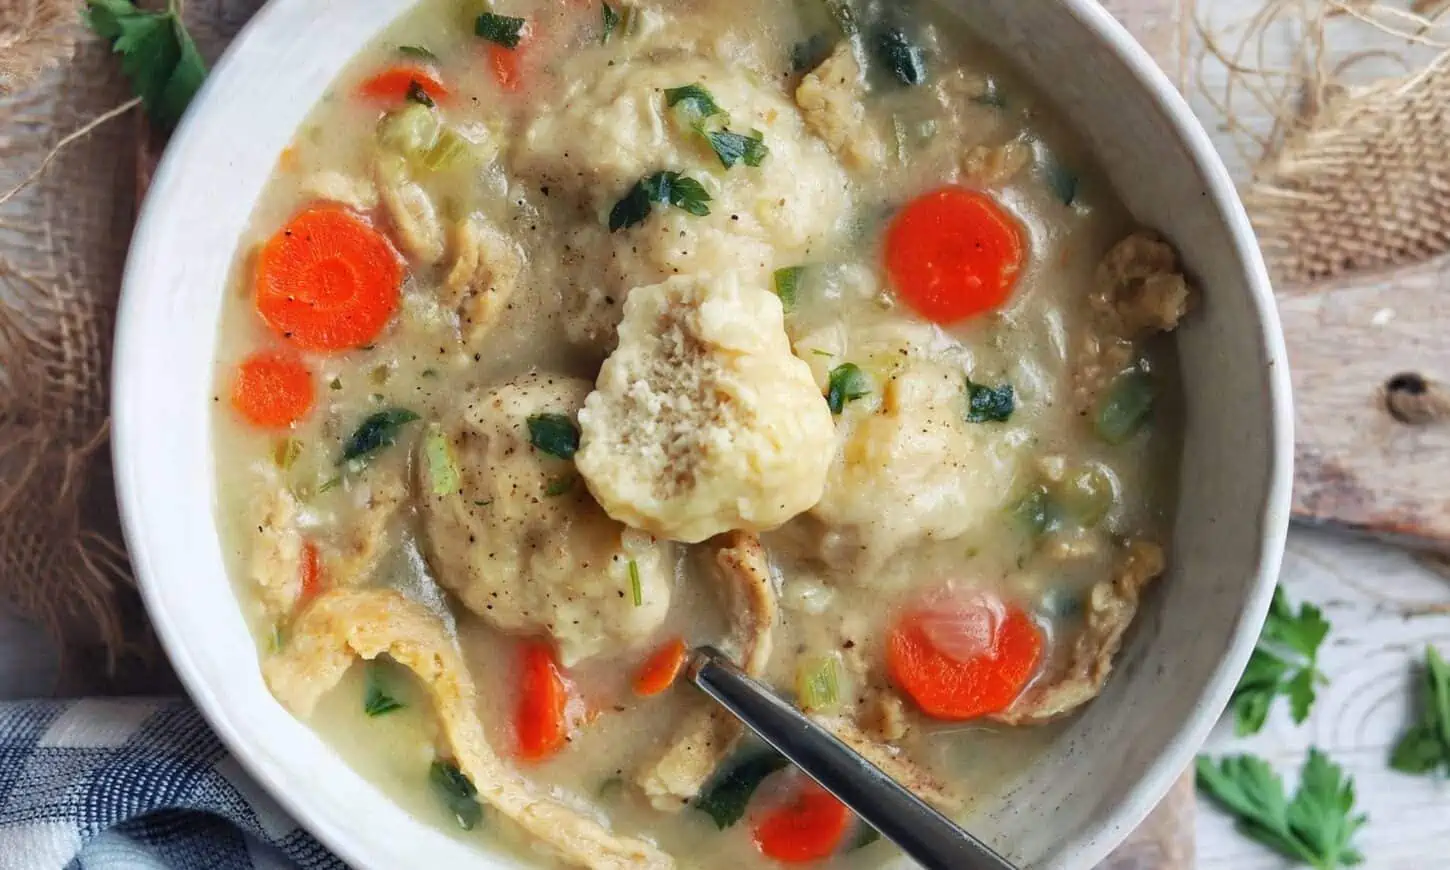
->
694, 747, 790, 829
1230, 586, 1331, 735
429, 760, 484, 830
965, 378, 1014, 423
663, 83, 724, 120
826, 363, 870, 414
609, 171, 712, 230
85, 0, 207, 129
545, 475, 576, 497
772, 266, 802, 312
1196, 749, 1366, 870
526, 413, 580, 460
873, 26, 927, 86
601, 1, 619, 42
405, 79, 435, 107
1389, 646, 1450, 776
707, 129, 768, 169
363, 658, 406, 717
339, 409, 421, 465
475, 12, 526, 48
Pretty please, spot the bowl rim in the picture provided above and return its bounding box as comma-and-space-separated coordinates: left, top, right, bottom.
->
112, 0, 1293, 867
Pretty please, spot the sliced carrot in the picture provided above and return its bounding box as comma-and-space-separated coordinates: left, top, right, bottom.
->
298, 541, 323, 604
516, 640, 570, 762
230, 351, 315, 428
488, 43, 523, 92
254, 206, 403, 352
884, 186, 1025, 324
752, 780, 852, 863
357, 66, 451, 104
634, 638, 687, 697
887, 595, 1042, 720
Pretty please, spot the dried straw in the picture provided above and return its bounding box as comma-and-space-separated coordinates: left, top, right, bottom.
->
0, 0, 79, 94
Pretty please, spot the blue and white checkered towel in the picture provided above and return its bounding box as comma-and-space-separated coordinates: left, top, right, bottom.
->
0, 699, 343, 870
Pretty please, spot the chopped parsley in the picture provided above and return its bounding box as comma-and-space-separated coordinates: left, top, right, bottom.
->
694, 747, 790, 829
873, 26, 927, 86
545, 475, 576, 497
965, 378, 1015, 423
601, 1, 619, 41
609, 171, 712, 231
405, 79, 435, 107
475, 12, 526, 48
339, 409, 420, 465
707, 129, 768, 168
772, 266, 802, 312
1390, 646, 1450, 775
423, 424, 461, 496
429, 760, 484, 830
825, 363, 870, 414
1229, 586, 1330, 735
663, 82, 724, 120
363, 659, 406, 717
527, 413, 581, 459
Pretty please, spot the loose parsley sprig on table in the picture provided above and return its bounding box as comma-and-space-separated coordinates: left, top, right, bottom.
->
1229, 585, 1331, 735
1197, 749, 1367, 870
1389, 645, 1450, 776
86, 0, 207, 129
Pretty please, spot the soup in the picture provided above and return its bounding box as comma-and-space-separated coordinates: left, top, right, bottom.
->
212, 0, 1192, 866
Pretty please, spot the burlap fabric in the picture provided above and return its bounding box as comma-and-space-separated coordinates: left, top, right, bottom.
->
1244, 52, 1450, 284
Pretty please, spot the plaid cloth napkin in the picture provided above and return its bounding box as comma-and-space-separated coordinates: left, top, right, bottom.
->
0, 699, 342, 870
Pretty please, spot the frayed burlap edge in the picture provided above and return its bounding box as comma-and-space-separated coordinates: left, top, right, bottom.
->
0, 0, 79, 94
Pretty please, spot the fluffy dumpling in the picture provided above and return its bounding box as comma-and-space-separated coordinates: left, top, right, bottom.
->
419, 373, 673, 665
513, 56, 851, 347
576, 273, 835, 543
794, 324, 1028, 578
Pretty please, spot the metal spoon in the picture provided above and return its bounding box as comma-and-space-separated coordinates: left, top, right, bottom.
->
686, 645, 1021, 870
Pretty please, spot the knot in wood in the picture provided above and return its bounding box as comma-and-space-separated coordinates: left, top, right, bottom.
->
1384, 372, 1450, 425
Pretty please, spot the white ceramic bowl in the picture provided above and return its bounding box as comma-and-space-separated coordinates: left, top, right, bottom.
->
113, 0, 1294, 867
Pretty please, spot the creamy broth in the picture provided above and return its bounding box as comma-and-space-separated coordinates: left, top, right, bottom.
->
212, 0, 1189, 866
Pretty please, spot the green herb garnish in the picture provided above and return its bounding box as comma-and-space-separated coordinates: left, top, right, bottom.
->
628, 559, 643, 606
1013, 485, 1060, 538
1230, 586, 1330, 736
965, 378, 1014, 423
825, 363, 870, 414
695, 747, 790, 829
329, 377, 343, 391
527, 413, 580, 460
873, 26, 926, 86
1094, 369, 1153, 444
545, 475, 575, 497
405, 79, 436, 107
664, 82, 725, 120
339, 409, 420, 464
363, 658, 406, 717
429, 760, 484, 831
706, 129, 768, 169
272, 437, 303, 470
1389, 646, 1450, 775
475, 12, 526, 48
1196, 749, 1366, 870
601, 1, 619, 41
609, 171, 712, 231
398, 45, 438, 61
797, 656, 840, 712
772, 266, 802, 312
85, 0, 207, 129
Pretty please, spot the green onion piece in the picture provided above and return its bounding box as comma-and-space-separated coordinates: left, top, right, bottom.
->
628, 559, 643, 606
429, 760, 484, 830
363, 659, 406, 717
601, 1, 619, 42
797, 656, 841, 712
421, 128, 472, 172
772, 266, 802, 312
1095, 370, 1154, 444
423, 424, 461, 496
272, 437, 303, 470
377, 103, 439, 158
317, 475, 342, 494
826, 363, 871, 414
527, 413, 580, 459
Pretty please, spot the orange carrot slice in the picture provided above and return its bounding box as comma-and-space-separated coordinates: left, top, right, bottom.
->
516, 640, 570, 762
299, 541, 323, 604
230, 351, 315, 428
752, 780, 852, 863
884, 186, 1025, 324
887, 593, 1042, 720
488, 43, 523, 91
357, 66, 451, 104
634, 638, 687, 697
253, 207, 403, 352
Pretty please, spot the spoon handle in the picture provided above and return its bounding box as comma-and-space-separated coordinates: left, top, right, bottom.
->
687, 646, 1020, 870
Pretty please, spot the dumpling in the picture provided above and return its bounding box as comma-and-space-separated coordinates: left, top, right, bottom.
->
576, 273, 836, 543
419, 373, 673, 665
513, 56, 851, 347
794, 324, 1028, 578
